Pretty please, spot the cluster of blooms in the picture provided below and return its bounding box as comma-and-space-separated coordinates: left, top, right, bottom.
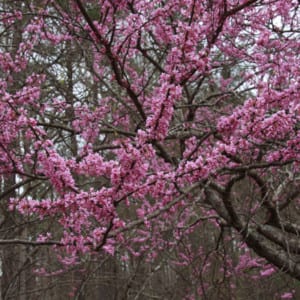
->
72, 101, 109, 143
38, 149, 76, 194
146, 77, 182, 140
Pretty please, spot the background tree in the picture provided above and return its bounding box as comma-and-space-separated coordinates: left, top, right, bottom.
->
0, 0, 300, 299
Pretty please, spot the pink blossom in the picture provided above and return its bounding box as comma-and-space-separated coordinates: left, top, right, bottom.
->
281, 292, 294, 299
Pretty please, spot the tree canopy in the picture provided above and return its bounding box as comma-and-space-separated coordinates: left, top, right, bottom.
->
0, 0, 300, 299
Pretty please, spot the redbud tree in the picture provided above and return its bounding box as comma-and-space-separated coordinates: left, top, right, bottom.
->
1, 0, 300, 298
